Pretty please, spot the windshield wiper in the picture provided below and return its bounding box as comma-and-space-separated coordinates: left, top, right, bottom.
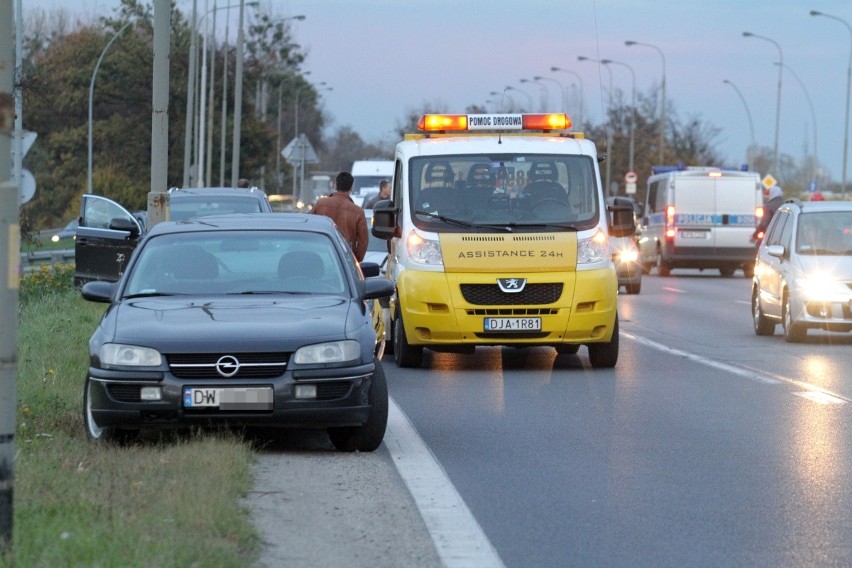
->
123, 291, 185, 299
503, 222, 579, 231
414, 210, 579, 233
414, 209, 512, 232
228, 290, 313, 295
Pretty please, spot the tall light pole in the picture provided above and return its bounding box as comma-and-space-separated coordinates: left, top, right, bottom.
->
181, 1, 258, 187
810, 10, 850, 197
578, 55, 614, 195
520, 78, 548, 111
743, 31, 783, 174
230, 0, 246, 186
602, 58, 636, 176
775, 61, 819, 185
723, 79, 756, 171
550, 66, 584, 126
506, 85, 532, 111
88, 21, 132, 194
534, 75, 565, 113
625, 40, 666, 164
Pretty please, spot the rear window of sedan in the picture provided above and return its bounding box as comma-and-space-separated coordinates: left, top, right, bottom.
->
123, 231, 347, 296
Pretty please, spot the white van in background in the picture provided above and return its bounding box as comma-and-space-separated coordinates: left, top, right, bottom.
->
637, 166, 763, 277
351, 160, 393, 207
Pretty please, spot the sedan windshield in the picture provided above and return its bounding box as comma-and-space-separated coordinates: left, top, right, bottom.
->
123, 231, 347, 296
796, 211, 852, 255
408, 154, 600, 232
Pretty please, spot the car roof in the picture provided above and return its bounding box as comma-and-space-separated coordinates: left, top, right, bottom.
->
145, 212, 336, 237
169, 187, 269, 198
780, 200, 852, 214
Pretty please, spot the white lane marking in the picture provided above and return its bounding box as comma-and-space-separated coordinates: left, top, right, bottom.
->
662, 286, 687, 293
794, 391, 847, 404
385, 398, 506, 568
622, 331, 849, 404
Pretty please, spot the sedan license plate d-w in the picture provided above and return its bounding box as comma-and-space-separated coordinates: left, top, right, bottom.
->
183, 387, 273, 410
484, 317, 542, 331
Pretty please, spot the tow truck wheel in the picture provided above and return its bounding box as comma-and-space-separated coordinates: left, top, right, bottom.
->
393, 305, 423, 368
587, 313, 619, 368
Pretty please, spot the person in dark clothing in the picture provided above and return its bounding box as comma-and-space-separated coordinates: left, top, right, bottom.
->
753, 185, 784, 242
363, 179, 391, 209
312, 171, 369, 261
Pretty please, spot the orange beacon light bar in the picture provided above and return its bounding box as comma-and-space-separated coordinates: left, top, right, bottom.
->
418, 113, 572, 132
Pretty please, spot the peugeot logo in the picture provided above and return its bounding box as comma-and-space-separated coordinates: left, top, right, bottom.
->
216, 355, 241, 378
497, 278, 526, 293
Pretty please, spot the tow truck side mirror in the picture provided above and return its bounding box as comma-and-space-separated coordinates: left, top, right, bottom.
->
371, 199, 400, 239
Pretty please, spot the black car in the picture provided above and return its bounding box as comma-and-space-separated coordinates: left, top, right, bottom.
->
74, 187, 274, 286
80, 213, 395, 451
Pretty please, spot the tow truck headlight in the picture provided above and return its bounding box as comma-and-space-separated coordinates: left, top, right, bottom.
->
406, 231, 443, 266
100, 344, 162, 367
578, 229, 609, 264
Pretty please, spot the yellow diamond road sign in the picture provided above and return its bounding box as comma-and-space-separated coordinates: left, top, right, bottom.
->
762, 174, 777, 189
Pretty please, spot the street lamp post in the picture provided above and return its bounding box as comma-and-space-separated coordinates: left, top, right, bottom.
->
722, 79, 756, 171
533, 75, 565, 113
88, 21, 132, 194
601, 58, 636, 176
743, 31, 783, 174
810, 10, 851, 197
625, 40, 666, 164
506, 86, 532, 111
520, 78, 548, 111
775, 61, 819, 185
578, 56, 614, 195
550, 66, 584, 126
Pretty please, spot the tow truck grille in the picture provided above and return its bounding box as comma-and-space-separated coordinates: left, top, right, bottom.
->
460, 283, 563, 305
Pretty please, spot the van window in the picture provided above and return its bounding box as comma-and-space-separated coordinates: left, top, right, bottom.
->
407, 154, 599, 232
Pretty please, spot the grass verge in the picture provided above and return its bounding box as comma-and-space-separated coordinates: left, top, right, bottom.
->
2, 268, 259, 567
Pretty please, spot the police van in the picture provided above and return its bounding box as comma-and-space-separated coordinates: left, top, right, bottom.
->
637, 166, 763, 277
370, 113, 635, 368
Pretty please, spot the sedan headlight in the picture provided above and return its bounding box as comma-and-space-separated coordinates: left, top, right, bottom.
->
406, 231, 443, 266
794, 275, 850, 298
293, 340, 360, 364
614, 246, 639, 263
100, 343, 162, 367
578, 229, 609, 264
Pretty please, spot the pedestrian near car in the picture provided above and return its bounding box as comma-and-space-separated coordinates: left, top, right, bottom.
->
753, 185, 784, 242
312, 171, 369, 261
363, 179, 391, 209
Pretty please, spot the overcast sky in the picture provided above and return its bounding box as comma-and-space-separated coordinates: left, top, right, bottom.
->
21, 0, 852, 185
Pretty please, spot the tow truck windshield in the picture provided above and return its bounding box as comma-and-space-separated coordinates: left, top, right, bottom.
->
408, 154, 600, 232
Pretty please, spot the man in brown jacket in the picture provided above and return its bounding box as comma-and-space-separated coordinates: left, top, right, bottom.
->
312, 171, 369, 261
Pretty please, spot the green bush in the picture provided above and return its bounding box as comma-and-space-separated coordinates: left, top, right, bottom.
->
19, 264, 76, 304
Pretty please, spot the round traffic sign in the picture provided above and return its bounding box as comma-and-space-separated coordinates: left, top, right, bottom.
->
624, 171, 637, 184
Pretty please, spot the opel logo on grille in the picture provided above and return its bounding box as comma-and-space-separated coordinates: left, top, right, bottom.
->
497, 278, 526, 293
216, 355, 240, 377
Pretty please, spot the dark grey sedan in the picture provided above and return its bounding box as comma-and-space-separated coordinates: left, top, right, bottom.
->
81, 213, 395, 451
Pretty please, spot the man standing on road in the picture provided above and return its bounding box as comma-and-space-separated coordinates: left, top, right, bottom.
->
313, 171, 369, 261
753, 185, 784, 242
363, 179, 391, 209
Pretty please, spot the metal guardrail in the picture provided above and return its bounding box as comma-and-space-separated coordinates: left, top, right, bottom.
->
19, 249, 75, 272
